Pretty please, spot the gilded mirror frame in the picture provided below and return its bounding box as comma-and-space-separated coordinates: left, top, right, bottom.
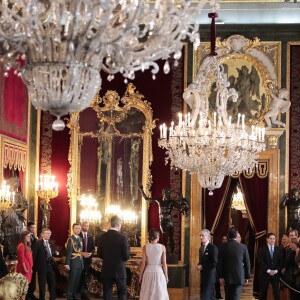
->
67, 83, 155, 253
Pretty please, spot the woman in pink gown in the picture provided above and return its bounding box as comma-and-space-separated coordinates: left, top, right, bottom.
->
16, 230, 33, 283
139, 229, 169, 300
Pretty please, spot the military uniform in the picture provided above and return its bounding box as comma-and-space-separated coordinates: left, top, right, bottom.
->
65, 235, 83, 300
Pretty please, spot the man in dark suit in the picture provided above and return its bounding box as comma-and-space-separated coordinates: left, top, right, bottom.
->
79, 221, 95, 299
0, 244, 8, 279
65, 223, 84, 300
32, 228, 56, 300
197, 229, 218, 300
258, 232, 282, 300
26, 221, 38, 300
218, 228, 250, 300
97, 215, 130, 300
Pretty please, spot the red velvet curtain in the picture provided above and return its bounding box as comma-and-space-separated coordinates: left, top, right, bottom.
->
0, 66, 28, 141
212, 178, 240, 242
239, 174, 268, 298
202, 176, 232, 240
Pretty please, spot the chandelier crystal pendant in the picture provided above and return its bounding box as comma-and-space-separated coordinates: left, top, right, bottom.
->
0, 0, 205, 130
158, 8, 266, 195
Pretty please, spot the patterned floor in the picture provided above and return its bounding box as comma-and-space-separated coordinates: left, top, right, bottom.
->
45, 275, 290, 299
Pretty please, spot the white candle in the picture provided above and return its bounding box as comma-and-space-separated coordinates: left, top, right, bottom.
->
178, 113, 182, 126
154, 0, 161, 9
163, 125, 167, 139
160, 125, 163, 139
237, 113, 241, 126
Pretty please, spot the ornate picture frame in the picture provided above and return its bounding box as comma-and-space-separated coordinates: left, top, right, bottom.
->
67, 83, 155, 253
194, 35, 281, 126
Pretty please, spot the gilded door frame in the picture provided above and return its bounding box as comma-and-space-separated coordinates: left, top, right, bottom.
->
188, 149, 280, 297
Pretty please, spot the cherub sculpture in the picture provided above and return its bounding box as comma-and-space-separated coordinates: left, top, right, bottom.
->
264, 88, 291, 128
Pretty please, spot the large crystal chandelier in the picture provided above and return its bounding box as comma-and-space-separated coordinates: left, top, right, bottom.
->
158, 6, 266, 195
0, 0, 205, 130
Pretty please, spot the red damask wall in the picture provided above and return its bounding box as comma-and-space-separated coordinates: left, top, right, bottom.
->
0, 69, 28, 141
289, 44, 300, 191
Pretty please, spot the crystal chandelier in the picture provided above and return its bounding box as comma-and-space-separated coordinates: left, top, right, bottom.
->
80, 194, 102, 223
0, 0, 205, 130
105, 204, 138, 224
158, 7, 266, 195
0, 180, 15, 211
231, 186, 248, 218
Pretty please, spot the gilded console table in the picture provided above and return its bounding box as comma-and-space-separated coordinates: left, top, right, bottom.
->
54, 256, 141, 298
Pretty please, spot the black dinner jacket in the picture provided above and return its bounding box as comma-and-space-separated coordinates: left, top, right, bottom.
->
79, 231, 95, 264
0, 247, 8, 278
258, 244, 282, 277
198, 242, 218, 284
218, 239, 251, 285
32, 239, 53, 272
30, 234, 38, 247
97, 229, 130, 279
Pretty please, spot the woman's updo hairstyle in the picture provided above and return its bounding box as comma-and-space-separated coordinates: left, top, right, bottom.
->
148, 229, 159, 242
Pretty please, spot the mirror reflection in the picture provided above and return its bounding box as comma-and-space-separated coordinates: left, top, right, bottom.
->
68, 84, 155, 250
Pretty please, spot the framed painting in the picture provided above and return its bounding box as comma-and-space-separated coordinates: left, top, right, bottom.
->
194, 35, 281, 126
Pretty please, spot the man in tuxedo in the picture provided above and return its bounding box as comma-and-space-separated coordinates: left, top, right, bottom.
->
79, 221, 95, 299
258, 232, 282, 300
197, 229, 218, 300
218, 228, 250, 300
65, 223, 83, 300
26, 221, 38, 300
97, 215, 130, 300
32, 228, 56, 300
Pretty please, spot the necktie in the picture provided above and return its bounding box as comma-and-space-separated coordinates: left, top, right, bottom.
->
83, 234, 87, 252
201, 244, 205, 255
45, 241, 52, 260
270, 246, 274, 259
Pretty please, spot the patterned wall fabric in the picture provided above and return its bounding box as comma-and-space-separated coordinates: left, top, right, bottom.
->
289, 45, 300, 191
0, 68, 28, 141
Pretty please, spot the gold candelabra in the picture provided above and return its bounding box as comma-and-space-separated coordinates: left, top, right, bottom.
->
0, 180, 15, 211
37, 175, 58, 203
37, 175, 59, 228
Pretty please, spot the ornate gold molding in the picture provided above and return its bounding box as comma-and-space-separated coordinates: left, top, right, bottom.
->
67, 84, 155, 251
195, 35, 281, 126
